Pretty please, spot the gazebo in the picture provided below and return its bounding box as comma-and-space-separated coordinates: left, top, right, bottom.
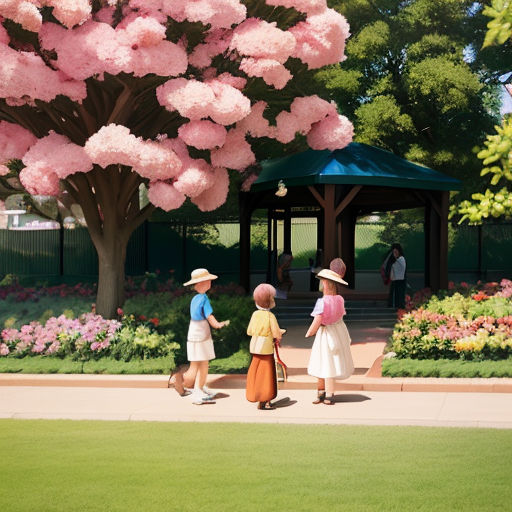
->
239, 142, 462, 292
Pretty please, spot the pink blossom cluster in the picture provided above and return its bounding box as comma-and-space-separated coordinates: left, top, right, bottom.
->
156, 78, 251, 126
39, 19, 188, 80
0, 121, 36, 164
150, 0, 247, 30
0, 40, 87, 104
0, 313, 121, 357
290, 8, 350, 69
84, 124, 182, 181
19, 131, 92, 195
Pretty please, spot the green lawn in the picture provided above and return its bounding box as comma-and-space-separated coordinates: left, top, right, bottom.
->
382, 357, 512, 378
1, 420, 510, 511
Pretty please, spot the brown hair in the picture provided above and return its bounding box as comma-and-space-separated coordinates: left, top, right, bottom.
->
253, 283, 276, 309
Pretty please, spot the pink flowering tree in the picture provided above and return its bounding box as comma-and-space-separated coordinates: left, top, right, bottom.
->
0, 0, 353, 318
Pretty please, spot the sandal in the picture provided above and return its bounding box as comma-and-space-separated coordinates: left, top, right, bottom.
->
313, 391, 326, 405
257, 401, 276, 410
168, 370, 190, 396
323, 394, 335, 405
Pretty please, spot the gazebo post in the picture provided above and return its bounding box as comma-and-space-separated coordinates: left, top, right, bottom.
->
424, 190, 449, 292
266, 209, 272, 283
283, 207, 292, 254
323, 184, 337, 265
239, 192, 252, 293
339, 207, 356, 288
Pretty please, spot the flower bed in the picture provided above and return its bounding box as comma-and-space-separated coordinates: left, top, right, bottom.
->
0, 312, 177, 362
0, 280, 252, 372
390, 279, 512, 361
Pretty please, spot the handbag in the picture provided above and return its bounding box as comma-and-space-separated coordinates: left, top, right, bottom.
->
249, 335, 274, 355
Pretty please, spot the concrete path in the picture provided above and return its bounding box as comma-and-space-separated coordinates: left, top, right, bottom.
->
1, 316, 512, 429
1, 385, 512, 428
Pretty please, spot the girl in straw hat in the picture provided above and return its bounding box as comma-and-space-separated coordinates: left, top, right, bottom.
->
170, 268, 229, 404
305, 265, 354, 405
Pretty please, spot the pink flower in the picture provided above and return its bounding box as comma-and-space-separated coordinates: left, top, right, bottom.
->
0, 120, 36, 164
164, 0, 246, 29
237, 101, 275, 138
22, 131, 92, 179
290, 8, 350, 69
147, 181, 186, 211
0, 0, 42, 32
239, 58, 292, 89
210, 129, 255, 171
178, 120, 227, 150
85, 124, 182, 181
307, 113, 354, 151
174, 159, 216, 198
117, 308, 123, 316
191, 166, 229, 211
43, 0, 92, 28
230, 18, 296, 64
0, 42, 86, 103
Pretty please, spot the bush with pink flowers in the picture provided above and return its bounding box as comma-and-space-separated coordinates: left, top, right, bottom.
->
0, 310, 178, 362
390, 279, 512, 360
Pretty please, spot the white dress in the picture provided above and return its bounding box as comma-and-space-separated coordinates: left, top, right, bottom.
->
307, 298, 354, 379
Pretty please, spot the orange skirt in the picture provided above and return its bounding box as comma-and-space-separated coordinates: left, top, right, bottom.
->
246, 354, 277, 403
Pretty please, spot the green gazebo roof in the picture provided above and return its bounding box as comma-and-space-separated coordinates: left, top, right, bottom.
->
252, 142, 462, 192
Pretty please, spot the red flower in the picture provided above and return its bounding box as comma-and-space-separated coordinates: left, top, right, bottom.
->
150, 317, 160, 326
117, 308, 124, 316
139, 314, 147, 321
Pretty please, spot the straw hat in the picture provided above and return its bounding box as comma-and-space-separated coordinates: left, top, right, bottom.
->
316, 268, 348, 286
183, 268, 218, 286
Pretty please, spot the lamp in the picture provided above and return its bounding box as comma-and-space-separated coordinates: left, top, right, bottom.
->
275, 180, 287, 197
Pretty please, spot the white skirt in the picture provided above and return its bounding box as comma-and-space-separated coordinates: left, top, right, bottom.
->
187, 320, 215, 362
307, 320, 354, 379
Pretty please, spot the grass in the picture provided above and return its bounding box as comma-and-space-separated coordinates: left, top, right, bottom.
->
382, 357, 512, 378
0, 420, 511, 511
0, 356, 173, 374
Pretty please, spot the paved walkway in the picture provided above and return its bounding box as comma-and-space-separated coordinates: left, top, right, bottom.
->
1, 386, 512, 428
1, 317, 512, 428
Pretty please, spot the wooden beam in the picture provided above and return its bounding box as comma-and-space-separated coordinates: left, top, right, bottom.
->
335, 185, 362, 218
323, 185, 337, 264
308, 185, 325, 209
423, 190, 442, 218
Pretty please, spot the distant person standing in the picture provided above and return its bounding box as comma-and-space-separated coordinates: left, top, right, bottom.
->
388, 243, 406, 309
276, 252, 293, 299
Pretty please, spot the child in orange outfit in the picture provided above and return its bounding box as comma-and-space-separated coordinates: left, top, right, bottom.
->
246, 283, 285, 410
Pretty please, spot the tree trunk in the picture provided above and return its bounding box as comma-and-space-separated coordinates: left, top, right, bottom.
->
95, 235, 128, 319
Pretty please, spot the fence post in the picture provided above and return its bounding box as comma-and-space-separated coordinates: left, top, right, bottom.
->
59, 222, 64, 276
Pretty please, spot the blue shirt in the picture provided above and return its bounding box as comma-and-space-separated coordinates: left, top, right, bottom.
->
190, 293, 213, 321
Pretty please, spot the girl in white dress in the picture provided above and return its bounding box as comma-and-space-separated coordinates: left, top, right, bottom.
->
306, 268, 354, 405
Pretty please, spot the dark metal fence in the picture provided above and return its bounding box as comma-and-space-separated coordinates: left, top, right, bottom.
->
1, 220, 511, 282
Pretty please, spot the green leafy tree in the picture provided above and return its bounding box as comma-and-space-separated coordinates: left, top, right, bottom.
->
318, 0, 502, 193
452, 0, 512, 223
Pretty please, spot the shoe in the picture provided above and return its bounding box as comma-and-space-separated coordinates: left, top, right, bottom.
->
168, 370, 190, 396
323, 394, 335, 405
257, 401, 276, 410
190, 390, 216, 405
312, 391, 326, 404
192, 395, 216, 405
202, 386, 217, 399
